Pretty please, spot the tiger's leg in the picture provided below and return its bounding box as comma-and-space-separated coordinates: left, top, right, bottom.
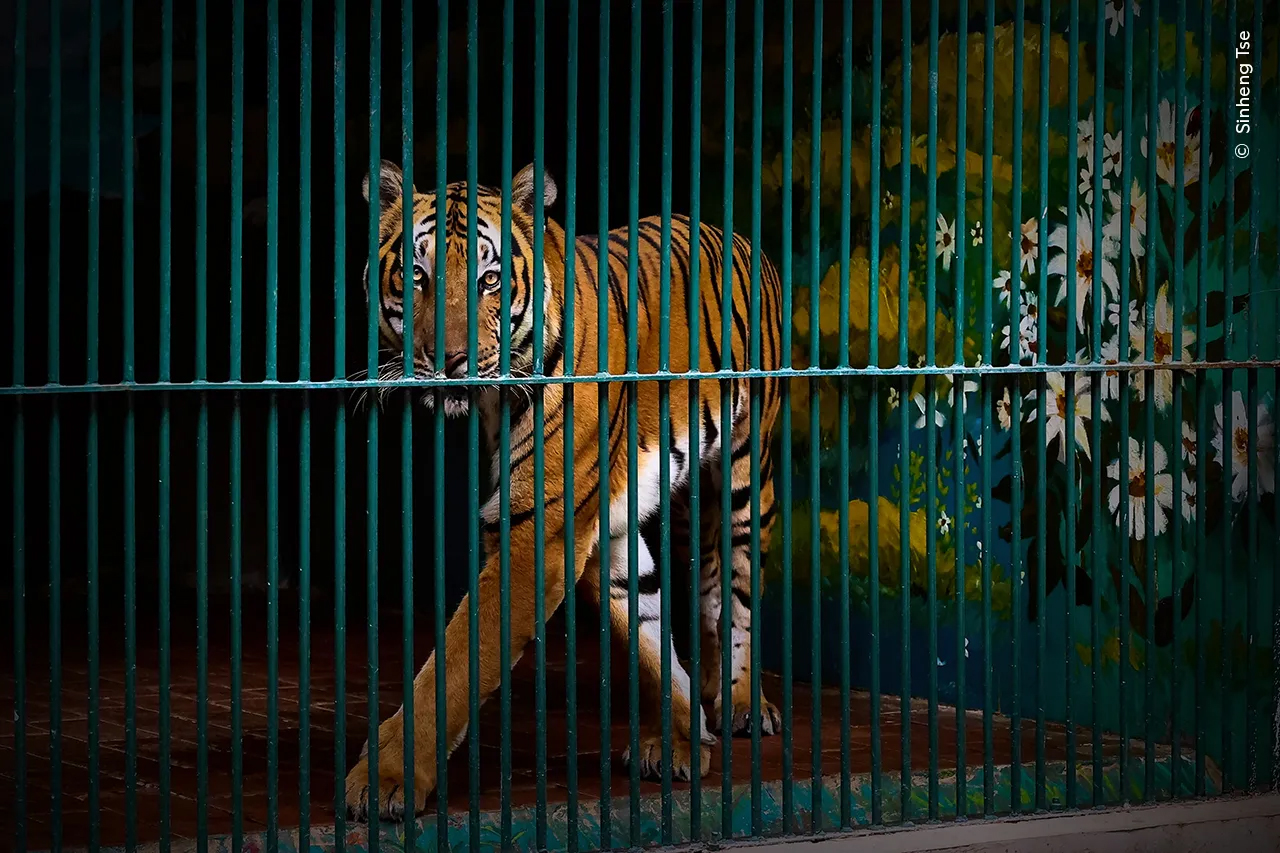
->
701, 398, 782, 737
583, 529, 715, 782
343, 472, 600, 821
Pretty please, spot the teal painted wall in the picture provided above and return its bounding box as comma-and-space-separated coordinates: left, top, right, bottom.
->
732, 0, 1280, 792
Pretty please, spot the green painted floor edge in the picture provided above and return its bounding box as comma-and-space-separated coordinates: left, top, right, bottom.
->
88, 756, 1217, 853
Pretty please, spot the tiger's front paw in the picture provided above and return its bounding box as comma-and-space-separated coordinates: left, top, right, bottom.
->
624, 729, 713, 783
344, 725, 435, 823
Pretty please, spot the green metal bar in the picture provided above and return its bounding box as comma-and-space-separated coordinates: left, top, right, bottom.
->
900, 0, 915, 823
331, 0, 348, 845
749, 0, 766, 829
595, 0, 613, 840
1245, 0, 1264, 793
866, 0, 882, 826
659, 0, 676, 840
687, 0, 705, 835
801, 0, 821, 825
1169, 0, 1188, 799
47, 0, 63, 847
951, 0, 968, 820
298, 0, 313, 841
837, 0, 854, 827
1063, 0, 1080, 811
980, 0, 994, 815
719, 0, 736, 836
365, 1, 381, 846
462, 0, 479, 847
1193, 0, 1209, 785
1009, 0, 1027, 815
1221, 0, 1235, 795
265, 0, 281, 845
499, 0, 516, 840
1143, 0, 1160, 802
626, 2, 643, 842
779, 0, 795, 833
394, 0, 416, 843
228, 0, 244, 843
1089, 0, 1107, 808
193, 0, 210, 843
87, 0, 103, 846
923, 0, 940, 821
1116, 0, 1134, 806
9, 2, 25, 845
533, 1, 550, 844
561, 1, 581, 846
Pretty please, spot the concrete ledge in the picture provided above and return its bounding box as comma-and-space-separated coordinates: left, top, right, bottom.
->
739, 794, 1280, 853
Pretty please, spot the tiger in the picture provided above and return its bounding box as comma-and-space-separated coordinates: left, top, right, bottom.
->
344, 159, 785, 822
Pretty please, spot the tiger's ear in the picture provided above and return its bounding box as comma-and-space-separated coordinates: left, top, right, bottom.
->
362, 159, 407, 209
511, 163, 558, 212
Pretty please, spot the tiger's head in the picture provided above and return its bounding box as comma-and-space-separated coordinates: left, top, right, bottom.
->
362, 160, 559, 417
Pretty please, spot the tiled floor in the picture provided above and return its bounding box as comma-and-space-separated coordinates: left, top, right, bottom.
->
1, 600, 1130, 852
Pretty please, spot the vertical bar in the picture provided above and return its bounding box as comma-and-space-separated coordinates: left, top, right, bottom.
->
806, 0, 824, 833
779, 0, 795, 834
1245, 0, 1264, 793
533, 2, 550, 845
332, 0, 348, 845
47, 0, 63, 848
1144, 0, 1161, 802
900, 0, 915, 823
194, 0, 211, 844
951, 0, 968, 820
9, 5, 27, 853
594, 0, 613, 842
499, 0, 516, 841
229, 0, 245, 845
298, 0, 313, 842
398, 0, 417, 842
1063, 0, 1080, 811
923, 0, 940, 822
561, 1, 581, 846
719, 0, 736, 837
867, 0, 882, 826
87, 0, 103, 846
626, 2, 643, 842
1035, 0, 1052, 813
980, 0, 994, 815
1169, 0, 1187, 799
1116, 0, 1135, 806
749, 0, 766, 834
658, 0, 676, 841
1089, 0, 1108, 808
1193, 0, 1211, 800
837, 0, 854, 828
265, 0, 281, 846
1221, 0, 1235, 796
365, 1, 382, 847
157, 0, 175, 846
1009, 0, 1026, 816
687, 0, 705, 837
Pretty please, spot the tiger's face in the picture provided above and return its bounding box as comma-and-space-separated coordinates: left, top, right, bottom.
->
362, 160, 558, 417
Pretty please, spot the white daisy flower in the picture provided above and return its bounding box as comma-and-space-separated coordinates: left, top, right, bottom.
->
1128, 282, 1195, 409
887, 385, 901, 410
1076, 332, 1122, 400
914, 392, 947, 429
1015, 217, 1039, 276
1079, 159, 1111, 207
1180, 470, 1197, 523
971, 221, 984, 247
1078, 113, 1096, 160
1101, 131, 1125, 178
1105, 0, 1140, 36
939, 509, 953, 538
1027, 372, 1106, 462
1107, 437, 1174, 540
1049, 207, 1121, 333
994, 270, 1014, 307
1212, 392, 1277, 501
936, 213, 957, 272
1141, 99, 1207, 187
1104, 179, 1148, 261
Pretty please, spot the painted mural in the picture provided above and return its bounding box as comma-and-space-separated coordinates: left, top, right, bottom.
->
721, 0, 1280, 794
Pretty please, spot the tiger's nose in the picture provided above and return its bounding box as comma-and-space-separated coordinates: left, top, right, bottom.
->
444, 351, 468, 378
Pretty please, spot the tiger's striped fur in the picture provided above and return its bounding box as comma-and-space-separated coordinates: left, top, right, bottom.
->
345, 161, 784, 822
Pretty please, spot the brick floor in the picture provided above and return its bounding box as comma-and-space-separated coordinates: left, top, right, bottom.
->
1, 600, 1126, 852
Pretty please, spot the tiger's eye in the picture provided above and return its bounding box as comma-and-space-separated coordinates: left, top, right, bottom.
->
481, 270, 500, 289
413, 266, 425, 283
